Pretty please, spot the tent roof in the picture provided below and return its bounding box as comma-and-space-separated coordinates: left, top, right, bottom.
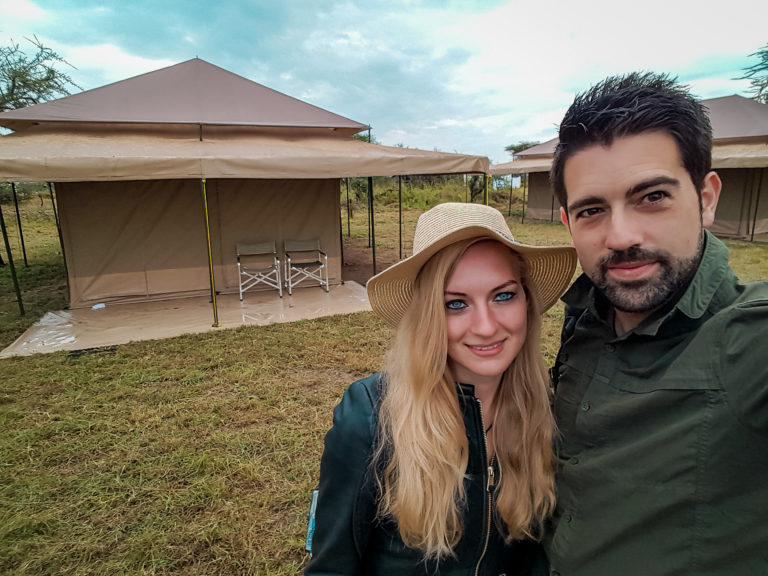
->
0, 58, 368, 136
705, 95, 768, 140
492, 95, 768, 175
514, 137, 558, 157
0, 124, 488, 182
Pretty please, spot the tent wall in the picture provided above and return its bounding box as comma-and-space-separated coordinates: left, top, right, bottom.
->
57, 178, 341, 307
709, 167, 768, 241
524, 172, 558, 221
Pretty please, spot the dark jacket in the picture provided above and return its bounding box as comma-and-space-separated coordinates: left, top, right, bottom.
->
305, 373, 547, 576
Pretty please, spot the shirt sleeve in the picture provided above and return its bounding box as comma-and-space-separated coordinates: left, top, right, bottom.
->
304, 376, 379, 576
719, 298, 768, 435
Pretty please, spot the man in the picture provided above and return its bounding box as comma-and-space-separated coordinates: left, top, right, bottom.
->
546, 72, 768, 575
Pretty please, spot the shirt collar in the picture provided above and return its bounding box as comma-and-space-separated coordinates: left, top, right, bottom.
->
561, 230, 731, 337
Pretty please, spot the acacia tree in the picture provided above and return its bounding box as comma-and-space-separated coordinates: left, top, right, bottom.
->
0, 36, 79, 266
740, 43, 768, 104
504, 140, 540, 157
0, 35, 80, 111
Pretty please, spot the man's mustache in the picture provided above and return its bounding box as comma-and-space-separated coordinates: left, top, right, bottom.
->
598, 246, 668, 269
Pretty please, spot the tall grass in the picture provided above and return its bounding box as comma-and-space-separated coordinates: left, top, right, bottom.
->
0, 188, 68, 349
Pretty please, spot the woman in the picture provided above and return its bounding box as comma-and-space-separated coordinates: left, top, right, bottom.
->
305, 202, 576, 575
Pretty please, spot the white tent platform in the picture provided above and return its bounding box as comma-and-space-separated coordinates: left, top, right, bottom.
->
0, 282, 371, 358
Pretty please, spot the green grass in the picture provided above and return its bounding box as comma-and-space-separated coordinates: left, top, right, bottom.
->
1, 191, 767, 574
0, 193, 68, 349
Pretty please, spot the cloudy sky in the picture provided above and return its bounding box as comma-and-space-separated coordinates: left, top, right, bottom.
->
1, 0, 766, 163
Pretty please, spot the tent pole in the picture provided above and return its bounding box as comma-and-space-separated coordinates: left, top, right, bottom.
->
522, 174, 527, 224
0, 203, 24, 315
367, 179, 371, 248
507, 175, 513, 216
47, 183, 70, 300
345, 178, 351, 237
11, 183, 28, 267
484, 174, 489, 205
339, 211, 345, 274
200, 179, 220, 327
550, 190, 555, 222
368, 176, 376, 276
398, 175, 402, 260
750, 168, 765, 243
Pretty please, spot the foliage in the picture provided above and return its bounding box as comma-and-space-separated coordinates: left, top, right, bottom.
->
0, 35, 80, 112
739, 43, 768, 103
0, 181, 50, 203
504, 140, 541, 157
351, 131, 377, 144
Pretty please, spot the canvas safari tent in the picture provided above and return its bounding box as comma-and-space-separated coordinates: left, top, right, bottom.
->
0, 58, 488, 313
491, 95, 768, 241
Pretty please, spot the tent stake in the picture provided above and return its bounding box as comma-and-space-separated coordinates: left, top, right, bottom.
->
0, 203, 24, 315
11, 183, 28, 267
200, 179, 220, 327
368, 177, 376, 276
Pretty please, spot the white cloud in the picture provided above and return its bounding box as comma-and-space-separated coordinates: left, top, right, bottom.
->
0, 0, 47, 25
64, 44, 177, 83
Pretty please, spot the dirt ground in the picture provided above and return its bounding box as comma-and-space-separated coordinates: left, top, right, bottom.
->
340, 238, 403, 285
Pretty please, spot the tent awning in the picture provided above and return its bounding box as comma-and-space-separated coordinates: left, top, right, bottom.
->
490, 157, 552, 175
711, 142, 768, 169
489, 141, 768, 176
0, 125, 488, 182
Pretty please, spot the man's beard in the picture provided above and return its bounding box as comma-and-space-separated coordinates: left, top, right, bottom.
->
591, 231, 704, 314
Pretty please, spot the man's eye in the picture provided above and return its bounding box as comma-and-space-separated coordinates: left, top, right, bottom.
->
643, 190, 668, 204
445, 299, 467, 311
575, 207, 603, 219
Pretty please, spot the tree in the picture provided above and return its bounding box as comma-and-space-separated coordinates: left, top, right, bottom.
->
504, 140, 540, 158
739, 43, 768, 104
352, 131, 378, 144
1, 35, 80, 112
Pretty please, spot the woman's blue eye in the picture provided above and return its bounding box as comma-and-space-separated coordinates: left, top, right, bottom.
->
495, 291, 515, 302
445, 299, 467, 310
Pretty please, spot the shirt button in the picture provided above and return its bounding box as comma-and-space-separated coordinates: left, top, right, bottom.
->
604, 343, 615, 352
581, 400, 591, 412
571, 456, 579, 465
552, 571, 561, 576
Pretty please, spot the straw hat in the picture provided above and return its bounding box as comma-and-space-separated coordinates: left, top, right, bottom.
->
366, 202, 577, 327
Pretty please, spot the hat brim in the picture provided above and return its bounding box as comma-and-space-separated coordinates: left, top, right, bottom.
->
366, 226, 577, 327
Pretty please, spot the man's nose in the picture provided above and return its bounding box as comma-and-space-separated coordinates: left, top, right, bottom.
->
605, 210, 642, 251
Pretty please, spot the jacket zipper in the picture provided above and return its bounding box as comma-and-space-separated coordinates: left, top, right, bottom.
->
474, 398, 495, 576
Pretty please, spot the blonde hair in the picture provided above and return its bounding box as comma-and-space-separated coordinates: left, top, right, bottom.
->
373, 238, 556, 560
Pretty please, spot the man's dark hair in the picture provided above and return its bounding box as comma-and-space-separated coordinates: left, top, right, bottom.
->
551, 72, 713, 212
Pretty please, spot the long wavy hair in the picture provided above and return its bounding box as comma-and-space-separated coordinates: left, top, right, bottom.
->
373, 238, 556, 561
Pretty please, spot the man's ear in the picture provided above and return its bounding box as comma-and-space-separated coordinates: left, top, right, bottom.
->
560, 206, 571, 233
700, 171, 721, 229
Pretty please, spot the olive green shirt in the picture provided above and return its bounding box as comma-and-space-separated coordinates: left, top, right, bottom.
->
546, 231, 768, 576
